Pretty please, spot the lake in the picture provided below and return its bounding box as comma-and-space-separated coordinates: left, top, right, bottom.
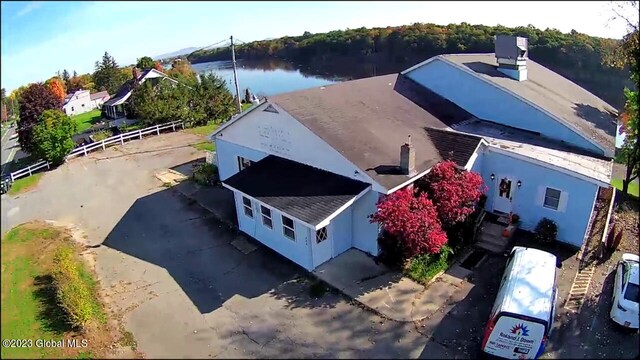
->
191, 59, 344, 97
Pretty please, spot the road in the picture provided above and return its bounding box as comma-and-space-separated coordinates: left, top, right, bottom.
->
1, 125, 28, 176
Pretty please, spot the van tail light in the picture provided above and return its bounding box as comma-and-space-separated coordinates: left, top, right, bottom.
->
481, 318, 496, 350
617, 302, 627, 312
536, 335, 549, 358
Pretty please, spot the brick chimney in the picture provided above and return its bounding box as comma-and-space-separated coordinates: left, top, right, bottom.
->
400, 135, 416, 176
132, 67, 140, 81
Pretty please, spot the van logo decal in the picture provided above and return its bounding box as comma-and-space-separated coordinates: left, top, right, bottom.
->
510, 323, 529, 336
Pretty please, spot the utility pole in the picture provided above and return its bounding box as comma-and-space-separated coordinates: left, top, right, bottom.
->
230, 35, 242, 114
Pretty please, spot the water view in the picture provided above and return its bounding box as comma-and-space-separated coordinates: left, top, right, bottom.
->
191, 59, 342, 97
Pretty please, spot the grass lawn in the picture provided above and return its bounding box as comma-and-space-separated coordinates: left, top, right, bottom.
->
1, 222, 128, 359
611, 178, 639, 198
8, 173, 43, 196
71, 109, 103, 134
185, 122, 220, 137
241, 103, 253, 111
191, 141, 215, 151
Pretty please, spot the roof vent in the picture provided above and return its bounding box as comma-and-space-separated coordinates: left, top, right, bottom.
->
495, 35, 528, 81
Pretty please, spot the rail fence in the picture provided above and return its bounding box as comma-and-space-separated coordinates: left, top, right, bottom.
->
8, 120, 184, 182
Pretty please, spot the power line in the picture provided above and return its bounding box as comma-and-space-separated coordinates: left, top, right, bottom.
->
199, 38, 231, 51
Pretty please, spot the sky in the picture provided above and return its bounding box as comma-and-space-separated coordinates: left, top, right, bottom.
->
1, 1, 637, 93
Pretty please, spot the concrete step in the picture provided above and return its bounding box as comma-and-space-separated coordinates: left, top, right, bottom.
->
476, 239, 508, 254
478, 233, 509, 247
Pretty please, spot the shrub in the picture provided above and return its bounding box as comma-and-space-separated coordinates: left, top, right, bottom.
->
405, 245, 454, 285
534, 218, 558, 244
52, 245, 106, 330
420, 160, 487, 228
369, 187, 447, 260
91, 129, 113, 142
32, 109, 78, 165
193, 163, 219, 186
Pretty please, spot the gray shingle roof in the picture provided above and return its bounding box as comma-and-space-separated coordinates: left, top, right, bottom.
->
223, 155, 370, 226
439, 54, 617, 156
270, 74, 481, 190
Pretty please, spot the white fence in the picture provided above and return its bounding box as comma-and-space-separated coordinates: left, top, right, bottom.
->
9, 120, 184, 182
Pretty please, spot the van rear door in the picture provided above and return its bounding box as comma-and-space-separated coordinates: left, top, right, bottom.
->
483, 315, 547, 359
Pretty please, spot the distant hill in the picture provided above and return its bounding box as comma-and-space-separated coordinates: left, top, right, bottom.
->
187, 23, 632, 108
153, 47, 201, 60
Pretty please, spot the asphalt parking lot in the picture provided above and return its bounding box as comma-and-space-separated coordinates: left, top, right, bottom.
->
2, 131, 638, 359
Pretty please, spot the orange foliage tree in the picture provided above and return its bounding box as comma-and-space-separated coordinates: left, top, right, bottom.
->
48, 78, 66, 102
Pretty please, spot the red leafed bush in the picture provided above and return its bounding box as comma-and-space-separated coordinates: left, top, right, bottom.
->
423, 160, 486, 227
369, 187, 448, 258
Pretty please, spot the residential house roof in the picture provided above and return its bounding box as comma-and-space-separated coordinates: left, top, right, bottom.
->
90, 91, 110, 101
270, 73, 482, 190
438, 54, 617, 155
224, 155, 371, 226
104, 69, 150, 107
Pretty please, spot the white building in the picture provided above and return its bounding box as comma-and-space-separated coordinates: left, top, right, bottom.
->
62, 90, 110, 116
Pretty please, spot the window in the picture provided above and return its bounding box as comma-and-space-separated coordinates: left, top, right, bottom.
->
81, 103, 85, 107
543, 188, 561, 210
282, 215, 295, 240
242, 196, 253, 218
624, 283, 639, 303
71, 106, 75, 111
261, 205, 272, 229
238, 156, 253, 171
316, 227, 328, 243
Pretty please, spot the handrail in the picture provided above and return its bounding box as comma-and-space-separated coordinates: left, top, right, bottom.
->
8, 120, 184, 182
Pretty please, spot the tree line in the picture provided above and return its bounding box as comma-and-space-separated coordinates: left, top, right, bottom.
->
188, 22, 632, 108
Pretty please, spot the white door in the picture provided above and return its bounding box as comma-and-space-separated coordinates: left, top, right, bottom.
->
312, 225, 332, 268
493, 176, 515, 214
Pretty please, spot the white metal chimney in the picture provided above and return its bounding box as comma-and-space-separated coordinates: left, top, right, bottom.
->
495, 35, 528, 81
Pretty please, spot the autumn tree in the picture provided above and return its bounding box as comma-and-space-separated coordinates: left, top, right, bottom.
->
136, 56, 156, 70
618, 89, 639, 195
67, 74, 95, 93
369, 187, 448, 259
607, 1, 639, 196
419, 160, 486, 227
47, 77, 67, 102
32, 109, 77, 165
17, 83, 62, 153
167, 59, 198, 86
154, 62, 164, 72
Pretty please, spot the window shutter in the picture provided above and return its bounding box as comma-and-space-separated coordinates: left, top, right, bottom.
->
558, 191, 569, 213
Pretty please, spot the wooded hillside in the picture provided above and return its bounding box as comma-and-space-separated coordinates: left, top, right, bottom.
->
188, 23, 632, 108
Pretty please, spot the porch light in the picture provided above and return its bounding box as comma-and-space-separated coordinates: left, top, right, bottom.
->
490, 174, 495, 181
517, 180, 522, 188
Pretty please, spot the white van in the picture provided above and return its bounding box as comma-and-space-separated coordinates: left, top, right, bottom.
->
481, 247, 559, 359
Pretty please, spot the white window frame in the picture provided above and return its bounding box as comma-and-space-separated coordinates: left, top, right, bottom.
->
282, 215, 295, 241
316, 227, 328, 243
238, 156, 253, 171
543, 187, 561, 211
261, 205, 272, 229
242, 196, 253, 218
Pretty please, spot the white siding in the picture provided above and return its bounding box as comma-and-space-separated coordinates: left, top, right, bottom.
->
215, 102, 384, 192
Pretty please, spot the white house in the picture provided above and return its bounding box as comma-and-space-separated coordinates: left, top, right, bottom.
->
210, 35, 616, 271
103, 68, 178, 121
62, 90, 110, 116
90, 91, 110, 109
